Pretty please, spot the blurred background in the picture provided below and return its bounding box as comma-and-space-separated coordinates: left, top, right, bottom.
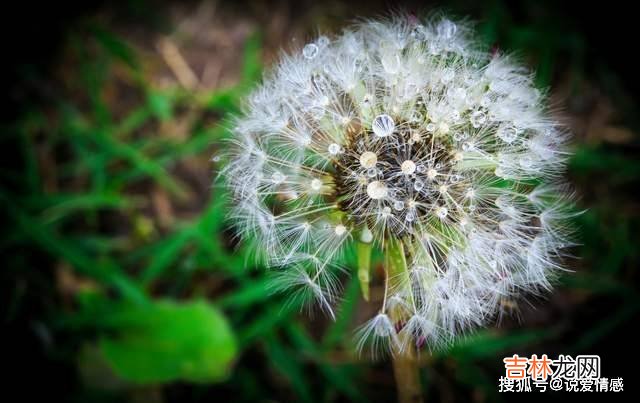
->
2, 0, 639, 401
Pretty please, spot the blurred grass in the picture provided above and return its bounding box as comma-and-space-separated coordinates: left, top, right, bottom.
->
3, 1, 640, 402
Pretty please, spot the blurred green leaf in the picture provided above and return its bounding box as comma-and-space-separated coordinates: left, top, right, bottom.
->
100, 300, 237, 384
240, 33, 262, 87
140, 229, 192, 285
444, 328, 554, 360
262, 331, 313, 403
287, 323, 363, 401
571, 301, 640, 352
5, 197, 147, 304
217, 275, 273, 309
91, 26, 140, 71
570, 146, 640, 182
147, 91, 173, 121
238, 301, 298, 348
322, 277, 359, 350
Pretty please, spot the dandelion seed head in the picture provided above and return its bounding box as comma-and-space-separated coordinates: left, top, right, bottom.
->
223, 14, 575, 352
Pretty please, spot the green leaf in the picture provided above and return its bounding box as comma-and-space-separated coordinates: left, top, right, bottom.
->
92, 26, 140, 71
147, 91, 173, 121
443, 328, 553, 360
100, 300, 237, 384
140, 229, 192, 285
217, 275, 273, 309
262, 331, 313, 403
5, 197, 146, 304
89, 129, 188, 198
286, 323, 363, 401
240, 33, 262, 87
322, 277, 360, 350
571, 301, 640, 352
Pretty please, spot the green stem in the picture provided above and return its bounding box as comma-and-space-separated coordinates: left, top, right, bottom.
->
356, 241, 372, 301
385, 238, 423, 403
391, 344, 423, 403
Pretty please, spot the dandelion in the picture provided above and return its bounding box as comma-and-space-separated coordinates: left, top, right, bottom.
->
222, 14, 574, 359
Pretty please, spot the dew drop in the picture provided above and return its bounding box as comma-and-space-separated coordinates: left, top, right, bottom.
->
470, 110, 486, 128
299, 135, 312, 146
519, 155, 533, 168
309, 106, 325, 120
428, 41, 441, 55
410, 111, 424, 123
393, 200, 405, 211
318, 95, 330, 106
436, 207, 448, 219
334, 224, 347, 236
271, 171, 285, 184
448, 87, 466, 101
405, 211, 416, 222
317, 36, 330, 47
438, 122, 450, 134
360, 227, 373, 243
414, 179, 425, 191
302, 43, 319, 59
497, 124, 518, 143
362, 93, 373, 108
440, 69, 455, 84
311, 73, 328, 90
386, 188, 398, 199
437, 19, 457, 39
372, 114, 395, 137
381, 53, 401, 74
310, 179, 323, 191
328, 143, 341, 155
410, 25, 426, 41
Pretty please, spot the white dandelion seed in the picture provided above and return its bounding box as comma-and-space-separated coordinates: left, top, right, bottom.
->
222, 14, 576, 352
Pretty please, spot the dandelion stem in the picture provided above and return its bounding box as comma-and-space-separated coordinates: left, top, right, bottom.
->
385, 238, 423, 402
391, 344, 423, 403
